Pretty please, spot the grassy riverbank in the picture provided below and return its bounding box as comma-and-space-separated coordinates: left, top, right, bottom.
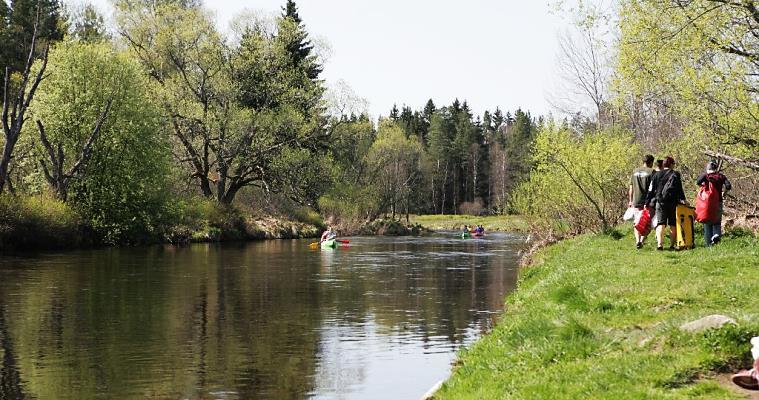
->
410, 214, 529, 233
435, 227, 759, 399
0, 195, 322, 250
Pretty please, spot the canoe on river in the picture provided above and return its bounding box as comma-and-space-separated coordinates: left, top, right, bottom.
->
321, 238, 337, 249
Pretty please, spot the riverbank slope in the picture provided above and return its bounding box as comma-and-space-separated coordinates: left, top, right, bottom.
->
410, 215, 529, 233
435, 227, 759, 399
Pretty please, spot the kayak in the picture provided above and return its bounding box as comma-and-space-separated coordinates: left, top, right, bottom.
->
461, 232, 471, 239
321, 238, 337, 249
472, 232, 484, 238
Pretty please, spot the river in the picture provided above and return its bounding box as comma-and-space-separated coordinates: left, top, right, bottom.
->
0, 232, 524, 399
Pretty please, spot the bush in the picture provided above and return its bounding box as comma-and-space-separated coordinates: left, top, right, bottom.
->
512, 124, 639, 234
459, 198, 485, 216
0, 195, 87, 250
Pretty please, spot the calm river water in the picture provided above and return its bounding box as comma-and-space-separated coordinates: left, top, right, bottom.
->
0, 233, 524, 399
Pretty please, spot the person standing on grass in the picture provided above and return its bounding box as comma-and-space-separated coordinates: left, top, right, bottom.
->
629, 154, 655, 249
645, 156, 687, 250
696, 160, 731, 246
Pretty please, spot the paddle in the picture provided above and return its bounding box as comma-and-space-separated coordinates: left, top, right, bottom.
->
309, 239, 348, 248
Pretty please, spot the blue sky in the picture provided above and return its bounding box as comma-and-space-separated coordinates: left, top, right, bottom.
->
82, 0, 571, 119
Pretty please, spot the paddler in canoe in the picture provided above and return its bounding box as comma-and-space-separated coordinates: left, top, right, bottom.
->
320, 226, 336, 244
473, 225, 485, 237
461, 225, 472, 238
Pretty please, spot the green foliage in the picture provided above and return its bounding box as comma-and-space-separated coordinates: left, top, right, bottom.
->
512, 123, 638, 233
365, 120, 426, 218
0, 194, 84, 249
617, 0, 758, 157
29, 41, 172, 244
67, 3, 108, 42
408, 214, 530, 232
0, 0, 64, 74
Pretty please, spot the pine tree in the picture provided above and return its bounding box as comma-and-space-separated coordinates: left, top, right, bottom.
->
282, 0, 301, 23
423, 99, 436, 123
2, 0, 64, 74
69, 4, 108, 42
389, 104, 400, 121
279, 0, 322, 80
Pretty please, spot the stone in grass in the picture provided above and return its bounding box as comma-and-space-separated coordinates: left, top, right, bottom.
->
680, 315, 737, 333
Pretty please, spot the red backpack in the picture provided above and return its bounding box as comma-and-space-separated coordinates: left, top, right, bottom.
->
695, 176, 720, 223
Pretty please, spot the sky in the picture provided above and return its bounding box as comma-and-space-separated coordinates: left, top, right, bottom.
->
82, 0, 572, 119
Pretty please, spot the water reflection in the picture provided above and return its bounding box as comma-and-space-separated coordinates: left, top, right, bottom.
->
0, 233, 523, 399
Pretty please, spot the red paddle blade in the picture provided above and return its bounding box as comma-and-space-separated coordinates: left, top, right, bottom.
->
337, 239, 350, 244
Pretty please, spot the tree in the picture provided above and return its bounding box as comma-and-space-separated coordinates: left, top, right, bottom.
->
279, 0, 321, 81
68, 3, 108, 42
427, 108, 454, 213
1, 5, 49, 194
29, 41, 170, 243
618, 0, 759, 219
365, 121, 424, 220
2, 0, 63, 75
512, 124, 638, 233
618, 0, 758, 156
389, 104, 400, 121
117, 1, 329, 206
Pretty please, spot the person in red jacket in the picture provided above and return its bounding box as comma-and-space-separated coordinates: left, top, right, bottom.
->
696, 160, 732, 246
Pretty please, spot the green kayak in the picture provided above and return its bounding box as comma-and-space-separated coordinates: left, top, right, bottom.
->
321, 238, 337, 249
461, 232, 472, 239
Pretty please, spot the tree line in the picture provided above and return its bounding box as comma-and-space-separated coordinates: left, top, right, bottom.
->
1, 0, 547, 242
321, 101, 540, 225
2, 0, 756, 244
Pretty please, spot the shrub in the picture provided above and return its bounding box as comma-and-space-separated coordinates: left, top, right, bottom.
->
0, 195, 86, 250
512, 124, 639, 234
459, 198, 485, 216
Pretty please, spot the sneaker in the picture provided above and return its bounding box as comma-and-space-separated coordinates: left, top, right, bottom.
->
636, 242, 643, 249
711, 234, 721, 245
657, 246, 663, 251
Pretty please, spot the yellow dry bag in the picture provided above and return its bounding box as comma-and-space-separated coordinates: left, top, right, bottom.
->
676, 204, 696, 250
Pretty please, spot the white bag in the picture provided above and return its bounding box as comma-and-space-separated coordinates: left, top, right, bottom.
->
623, 207, 637, 221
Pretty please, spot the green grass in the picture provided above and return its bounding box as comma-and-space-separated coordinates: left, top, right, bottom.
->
435, 226, 759, 399
410, 214, 529, 232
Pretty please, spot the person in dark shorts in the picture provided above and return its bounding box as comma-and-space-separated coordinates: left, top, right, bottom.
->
645, 156, 686, 250
696, 160, 732, 246
628, 154, 655, 249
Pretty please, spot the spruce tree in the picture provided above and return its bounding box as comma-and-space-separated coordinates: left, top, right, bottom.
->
423, 99, 436, 123
389, 104, 400, 121
279, 0, 322, 80
69, 4, 108, 42
4, 0, 64, 73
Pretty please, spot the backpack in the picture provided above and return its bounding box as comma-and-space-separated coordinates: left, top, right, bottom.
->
658, 171, 678, 203
695, 176, 720, 223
